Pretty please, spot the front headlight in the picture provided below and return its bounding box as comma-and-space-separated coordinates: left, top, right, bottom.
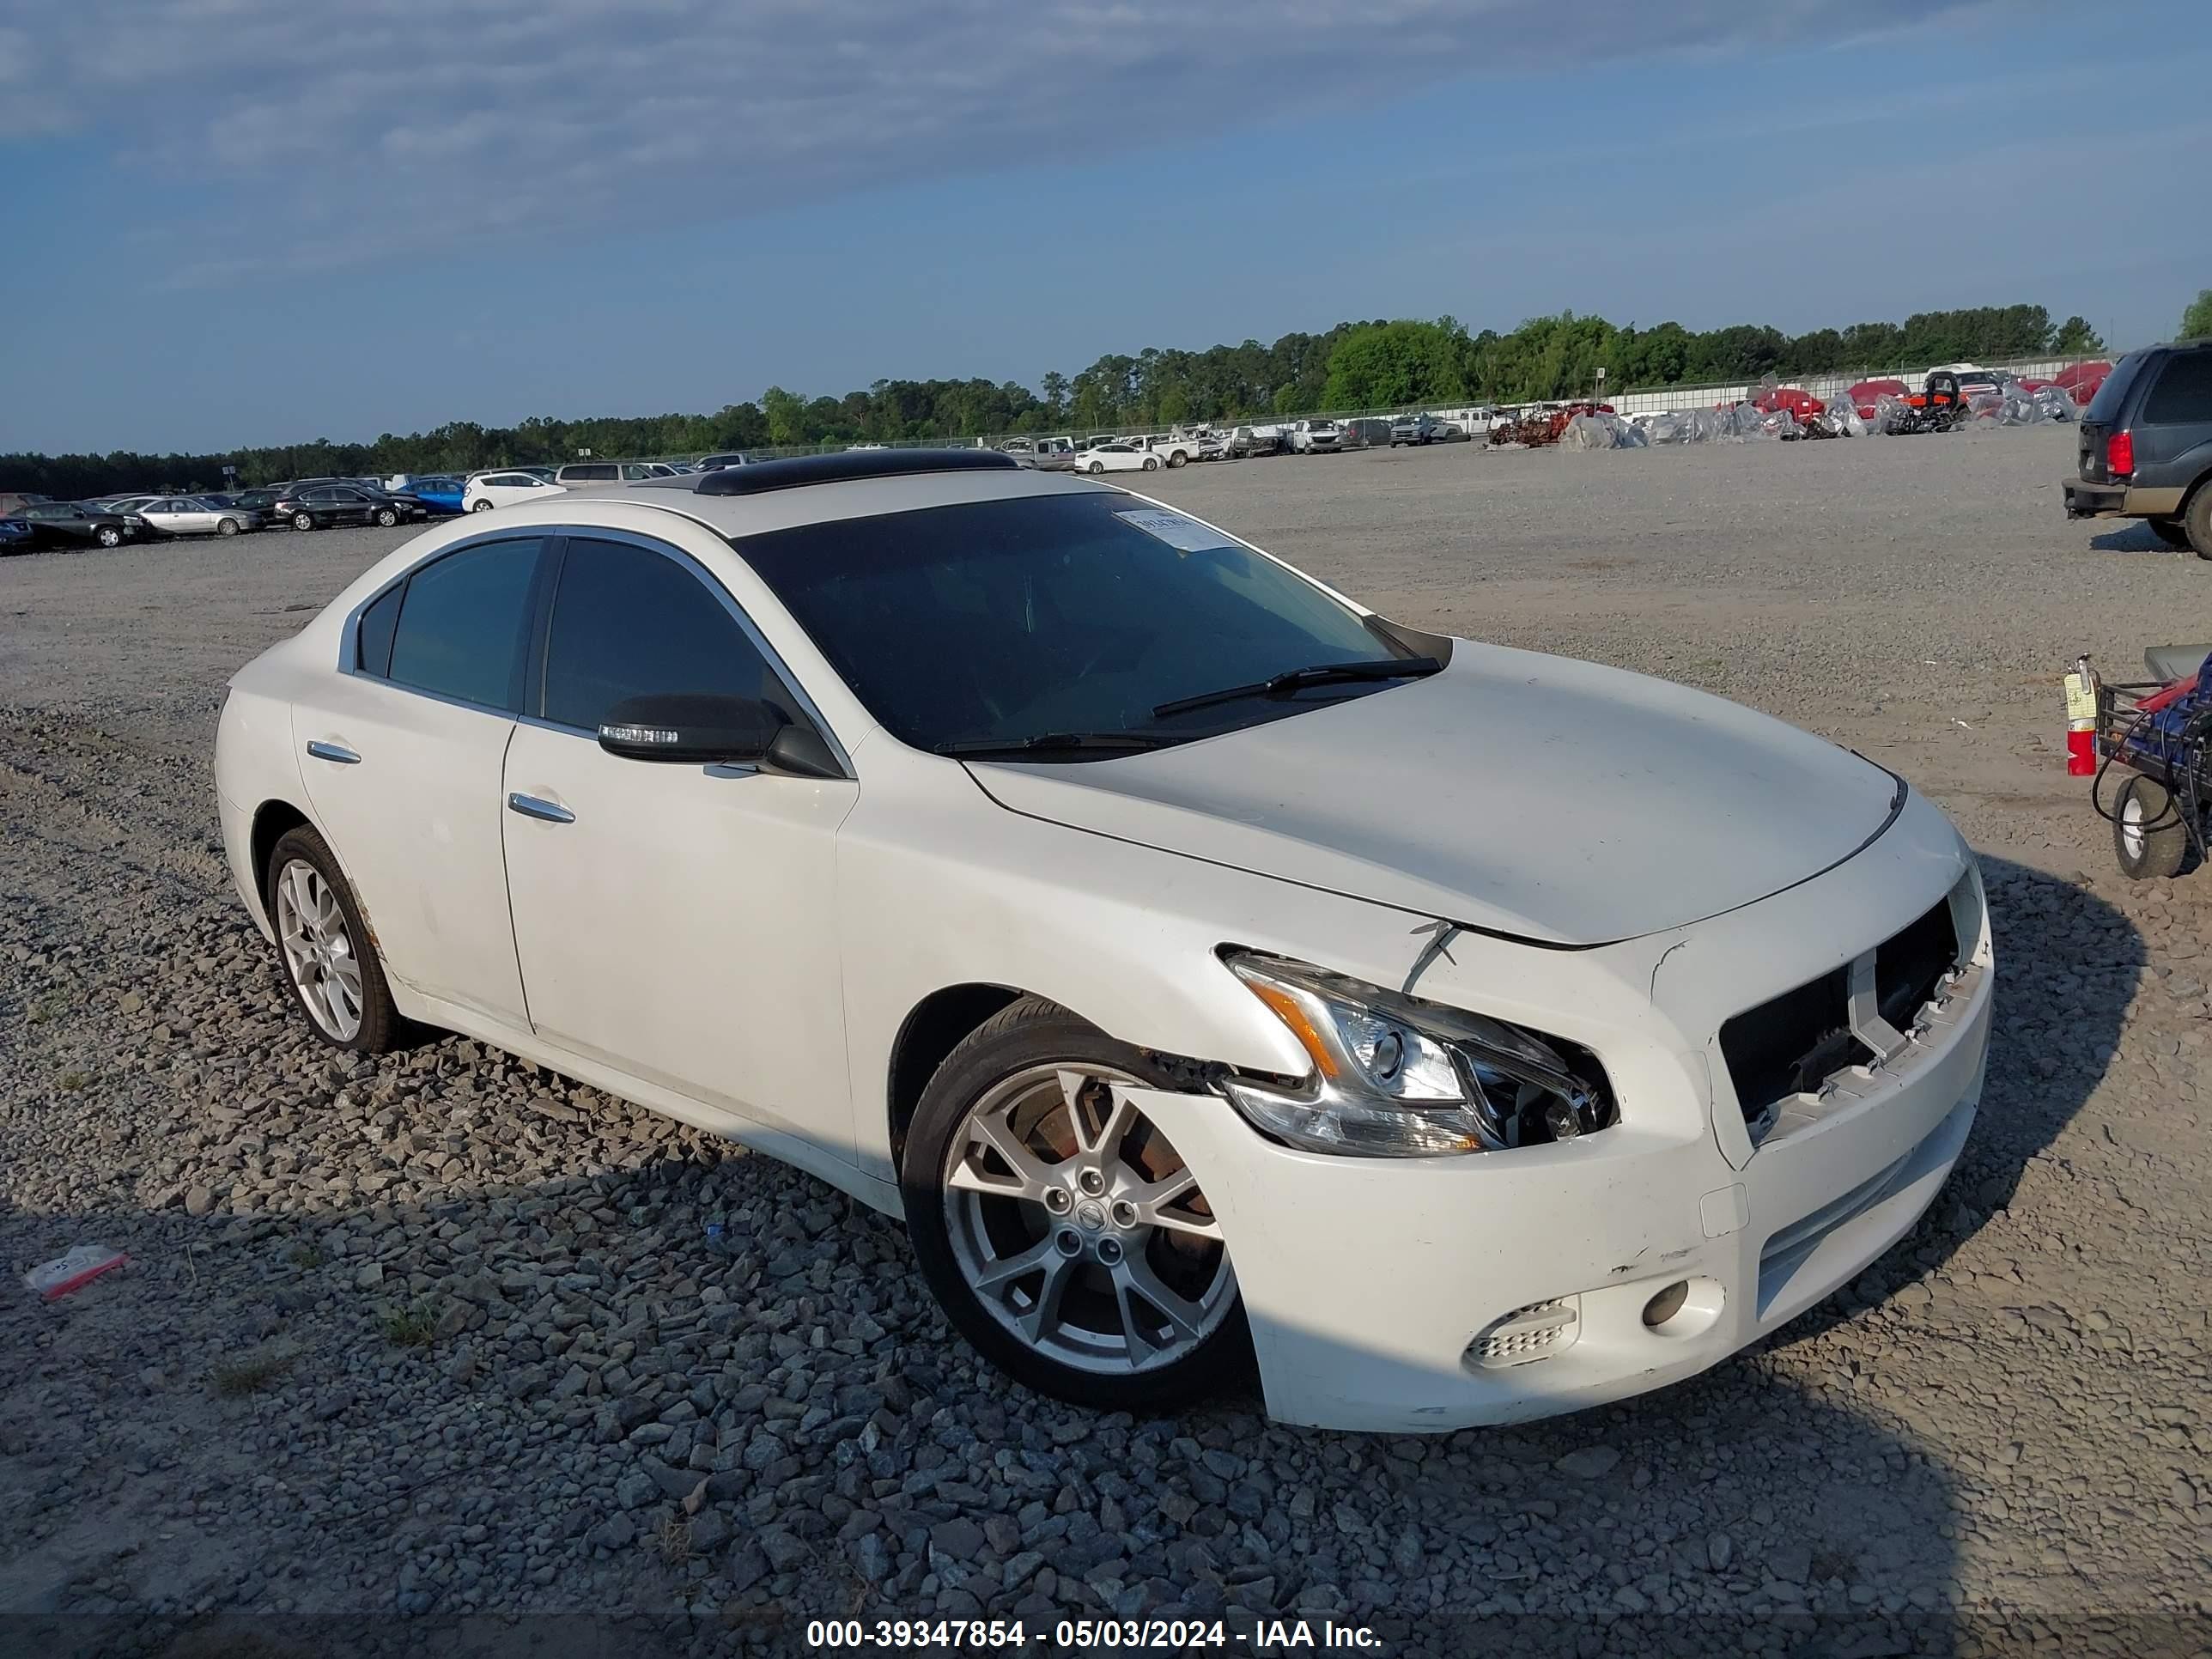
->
1220, 951, 1613, 1158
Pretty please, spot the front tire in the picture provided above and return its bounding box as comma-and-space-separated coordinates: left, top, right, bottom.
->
216, 518, 240, 537
265, 824, 404, 1052
94, 526, 122, 548
902, 996, 1249, 1411
1141, 456, 1159, 471
2113, 774, 2190, 880
374, 507, 398, 527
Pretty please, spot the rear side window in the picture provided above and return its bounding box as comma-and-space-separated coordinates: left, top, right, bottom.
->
356, 583, 403, 677
386, 538, 543, 711
2084, 352, 2148, 424
540, 538, 787, 731
2142, 352, 2212, 426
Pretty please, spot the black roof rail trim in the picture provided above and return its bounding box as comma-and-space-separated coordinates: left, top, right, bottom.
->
692, 448, 1019, 495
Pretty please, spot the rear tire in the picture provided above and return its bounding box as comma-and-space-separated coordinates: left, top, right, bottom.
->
2113, 774, 2190, 880
264, 824, 404, 1052
2185, 486, 2212, 561
293, 511, 315, 532
2148, 517, 2191, 550
901, 996, 1251, 1412
469, 498, 494, 512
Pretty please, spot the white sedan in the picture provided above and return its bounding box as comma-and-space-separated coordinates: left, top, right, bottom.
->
1073, 442, 1161, 474
215, 453, 1992, 1431
462, 471, 568, 513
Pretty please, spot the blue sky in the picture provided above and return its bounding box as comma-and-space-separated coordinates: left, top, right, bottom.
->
3, 0, 2205, 454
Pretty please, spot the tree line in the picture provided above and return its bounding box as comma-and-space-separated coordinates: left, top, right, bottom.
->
2, 303, 2106, 498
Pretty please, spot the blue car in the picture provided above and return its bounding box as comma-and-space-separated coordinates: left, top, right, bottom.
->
401, 477, 466, 515
0, 518, 31, 553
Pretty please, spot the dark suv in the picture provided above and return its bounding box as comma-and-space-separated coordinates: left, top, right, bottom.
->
2063, 340, 2212, 556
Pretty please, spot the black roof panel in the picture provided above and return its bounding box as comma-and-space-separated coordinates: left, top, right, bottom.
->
689, 448, 1018, 495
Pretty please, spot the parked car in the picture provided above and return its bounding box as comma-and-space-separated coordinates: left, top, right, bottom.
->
0, 517, 31, 553
1133, 434, 1220, 468
696, 453, 761, 472
464, 471, 568, 513
2062, 340, 2212, 556
214, 447, 1992, 1430
271, 483, 417, 531
1074, 442, 1159, 474
0, 491, 50, 517
136, 495, 262, 538
1389, 414, 1468, 447
1286, 419, 1343, 454
553, 461, 665, 486
11, 501, 142, 549
400, 477, 466, 516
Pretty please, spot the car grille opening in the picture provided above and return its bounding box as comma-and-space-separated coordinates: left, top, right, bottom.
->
1875, 900, 1960, 1032
1719, 967, 1873, 1126
1719, 894, 1963, 1129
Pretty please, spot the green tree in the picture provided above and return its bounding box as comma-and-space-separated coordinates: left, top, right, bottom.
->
2052, 316, 2105, 355
2182, 290, 2212, 341
762, 386, 805, 447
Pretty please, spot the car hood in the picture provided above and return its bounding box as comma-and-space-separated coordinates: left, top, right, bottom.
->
965, 644, 1904, 947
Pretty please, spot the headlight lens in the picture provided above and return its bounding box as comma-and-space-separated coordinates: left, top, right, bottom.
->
1222, 951, 1612, 1158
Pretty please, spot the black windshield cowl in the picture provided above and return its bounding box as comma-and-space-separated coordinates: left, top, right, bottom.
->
1152, 657, 1443, 720
934, 732, 1178, 761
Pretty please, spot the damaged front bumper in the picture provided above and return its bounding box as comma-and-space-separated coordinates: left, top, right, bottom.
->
1128, 806, 1994, 1433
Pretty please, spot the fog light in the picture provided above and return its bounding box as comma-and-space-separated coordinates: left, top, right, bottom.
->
1642, 1280, 1691, 1328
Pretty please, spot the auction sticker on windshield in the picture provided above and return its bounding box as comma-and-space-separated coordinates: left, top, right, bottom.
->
1113, 506, 1237, 552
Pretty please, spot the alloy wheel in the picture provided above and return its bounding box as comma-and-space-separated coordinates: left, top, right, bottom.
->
944, 1064, 1234, 1376
274, 857, 363, 1042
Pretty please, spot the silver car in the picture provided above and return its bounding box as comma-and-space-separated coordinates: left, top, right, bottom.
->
137, 495, 262, 538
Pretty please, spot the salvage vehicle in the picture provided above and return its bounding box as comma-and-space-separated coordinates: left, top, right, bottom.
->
1074, 441, 1158, 474
216, 449, 1993, 1431
2061, 340, 2212, 557
11, 500, 143, 549
135, 495, 263, 538
1285, 419, 1343, 454
270, 483, 421, 532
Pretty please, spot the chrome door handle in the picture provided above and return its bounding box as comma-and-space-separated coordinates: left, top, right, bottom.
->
507, 792, 574, 824
306, 740, 361, 764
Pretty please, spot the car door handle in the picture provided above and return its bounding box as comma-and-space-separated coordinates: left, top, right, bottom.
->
507, 792, 574, 824
305, 740, 361, 764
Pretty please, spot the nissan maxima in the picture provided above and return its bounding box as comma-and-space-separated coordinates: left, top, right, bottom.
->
215, 450, 1993, 1431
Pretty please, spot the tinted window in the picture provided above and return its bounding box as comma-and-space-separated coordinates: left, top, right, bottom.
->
540, 538, 787, 730
356, 582, 403, 677
2084, 353, 2148, 424
2142, 352, 2212, 426
386, 538, 542, 711
738, 493, 1405, 753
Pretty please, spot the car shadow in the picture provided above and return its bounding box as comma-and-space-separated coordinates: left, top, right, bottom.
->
2087, 521, 2187, 555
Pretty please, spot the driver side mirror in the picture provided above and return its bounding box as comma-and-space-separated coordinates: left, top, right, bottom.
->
597, 693, 842, 778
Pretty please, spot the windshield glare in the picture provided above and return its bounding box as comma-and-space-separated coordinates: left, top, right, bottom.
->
738, 491, 1416, 754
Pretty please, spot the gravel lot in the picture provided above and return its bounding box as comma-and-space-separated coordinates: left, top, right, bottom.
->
3, 427, 2208, 1656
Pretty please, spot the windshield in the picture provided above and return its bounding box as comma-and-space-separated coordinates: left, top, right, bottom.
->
737, 490, 1423, 754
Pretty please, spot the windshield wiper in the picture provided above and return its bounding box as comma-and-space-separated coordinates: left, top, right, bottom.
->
1152, 656, 1442, 720
933, 731, 1175, 759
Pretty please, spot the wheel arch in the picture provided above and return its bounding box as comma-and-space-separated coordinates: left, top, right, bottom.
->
886, 982, 1026, 1173
251, 798, 314, 903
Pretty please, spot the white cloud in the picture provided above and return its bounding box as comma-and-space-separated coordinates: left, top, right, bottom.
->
6, 0, 1975, 278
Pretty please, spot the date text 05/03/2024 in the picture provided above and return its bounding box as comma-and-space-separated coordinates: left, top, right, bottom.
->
803, 1617, 1386, 1650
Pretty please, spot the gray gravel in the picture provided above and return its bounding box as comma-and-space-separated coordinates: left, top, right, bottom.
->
3, 429, 2209, 1656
